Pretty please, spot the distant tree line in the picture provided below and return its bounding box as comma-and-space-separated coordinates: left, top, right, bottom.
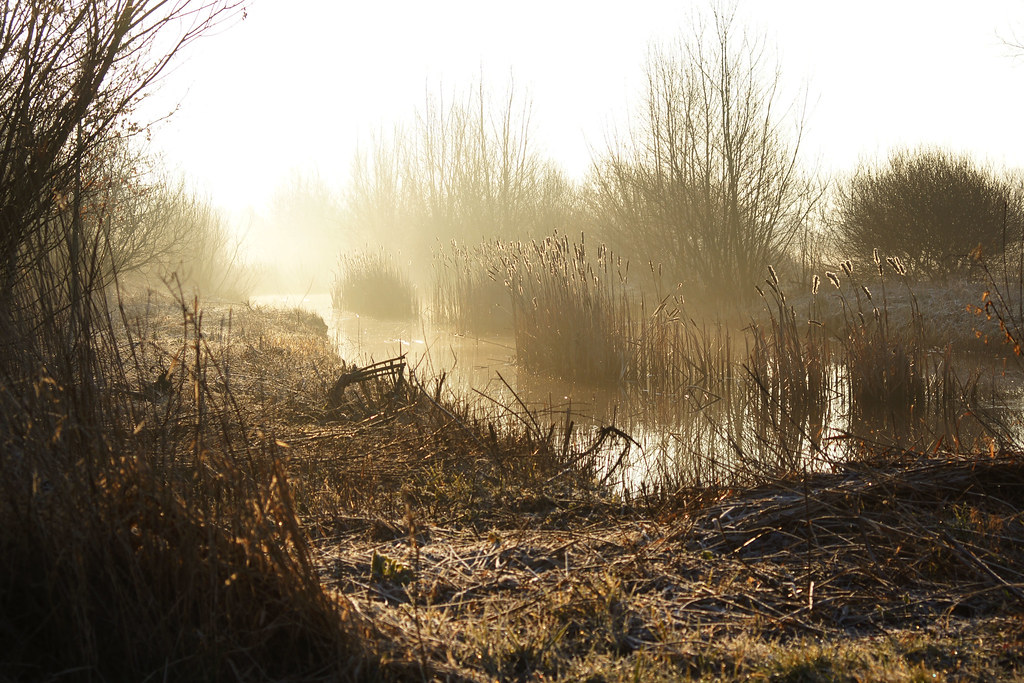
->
311, 5, 1024, 305
342, 77, 578, 264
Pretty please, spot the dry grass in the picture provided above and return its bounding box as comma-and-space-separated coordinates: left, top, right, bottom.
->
313, 451, 1024, 681
0, 288, 400, 682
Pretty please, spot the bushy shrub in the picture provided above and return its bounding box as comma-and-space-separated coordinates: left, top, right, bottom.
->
832, 147, 1024, 280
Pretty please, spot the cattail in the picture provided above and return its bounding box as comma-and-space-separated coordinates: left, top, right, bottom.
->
886, 256, 907, 275
812, 274, 820, 295
826, 271, 841, 289
872, 248, 880, 265
862, 285, 872, 300
841, 260, 853, 276
768, 265, 779, 286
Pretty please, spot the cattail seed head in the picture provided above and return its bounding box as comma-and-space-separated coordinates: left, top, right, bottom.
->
886, 256, 907, 275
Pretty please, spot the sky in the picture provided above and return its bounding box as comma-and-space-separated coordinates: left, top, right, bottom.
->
140, 0, 1024, 217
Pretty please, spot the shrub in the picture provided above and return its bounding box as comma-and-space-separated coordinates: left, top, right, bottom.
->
832, 147, 1024, 280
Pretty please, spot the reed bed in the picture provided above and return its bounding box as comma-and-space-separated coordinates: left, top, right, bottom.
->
499, 234, 735, 398
331, 249, 418, 319
825, 258, 986, 452
740, 256, 995, 478
431, 240, 514, 332
505, 235, 632, 384
428, 235, 1000, 491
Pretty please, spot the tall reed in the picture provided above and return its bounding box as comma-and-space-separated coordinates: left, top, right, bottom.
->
746, 255, 986, 465
499, 234, 735, 398
504, 235, 630, 384
431, 240, 514, 332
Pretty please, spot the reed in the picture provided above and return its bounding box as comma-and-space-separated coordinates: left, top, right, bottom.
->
827, 258, 965, 439
744, 255, 989, 469
505, 235, 631, 384
431, 240, 514, 332
331, 248, 418, 319
499, 234, 736, 398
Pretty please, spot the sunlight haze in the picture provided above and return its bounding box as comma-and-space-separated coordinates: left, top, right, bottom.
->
141, 1, 1024, 251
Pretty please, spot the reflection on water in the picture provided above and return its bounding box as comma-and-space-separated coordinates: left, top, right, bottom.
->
252, 294, 1012, 491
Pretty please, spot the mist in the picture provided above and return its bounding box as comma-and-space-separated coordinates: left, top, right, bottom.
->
131, 0, 1024, 311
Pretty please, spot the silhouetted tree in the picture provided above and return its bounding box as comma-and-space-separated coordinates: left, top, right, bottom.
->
0, 0, 242, 341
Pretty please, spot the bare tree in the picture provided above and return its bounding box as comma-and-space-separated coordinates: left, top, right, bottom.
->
0, 1, 243, 337
408, 78, 544, 243
343, 77, 576, 266
589, 5, 820, 306
61, 138, 201, 283
346, 127, 411, 244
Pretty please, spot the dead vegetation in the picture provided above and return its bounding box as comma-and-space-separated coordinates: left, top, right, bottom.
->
3, 287, 1023, 681
313, 449, 1024, 681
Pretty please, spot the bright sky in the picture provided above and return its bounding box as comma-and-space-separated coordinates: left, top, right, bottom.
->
142, 0, 1024, 215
